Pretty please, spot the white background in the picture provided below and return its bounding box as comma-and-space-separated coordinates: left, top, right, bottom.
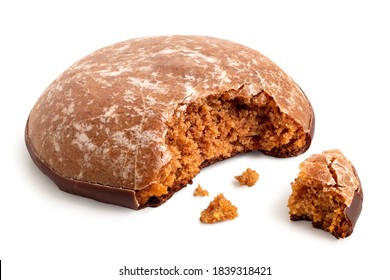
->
1, 0, 389, 279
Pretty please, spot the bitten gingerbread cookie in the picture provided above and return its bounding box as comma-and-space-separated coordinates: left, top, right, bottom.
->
26, 35, 314, 209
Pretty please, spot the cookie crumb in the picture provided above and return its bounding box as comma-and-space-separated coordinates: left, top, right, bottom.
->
193, 184, 209, 196
200, 193, 238, 223
235, 168, 259, 187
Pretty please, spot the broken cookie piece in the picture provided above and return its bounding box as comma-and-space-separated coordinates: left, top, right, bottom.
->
193, 184, 209, 197
288, 149, 363, 238
200, 193, 238, 223
235, 168, 259, 187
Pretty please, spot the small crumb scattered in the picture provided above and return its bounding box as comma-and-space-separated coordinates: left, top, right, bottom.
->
200, 193, 238, 224
193, 184, 209, 196
235, 168, 259, 187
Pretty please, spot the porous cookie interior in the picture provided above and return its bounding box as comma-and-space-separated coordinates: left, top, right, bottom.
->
137, 90, 308, 207
288, 175, 351, 238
